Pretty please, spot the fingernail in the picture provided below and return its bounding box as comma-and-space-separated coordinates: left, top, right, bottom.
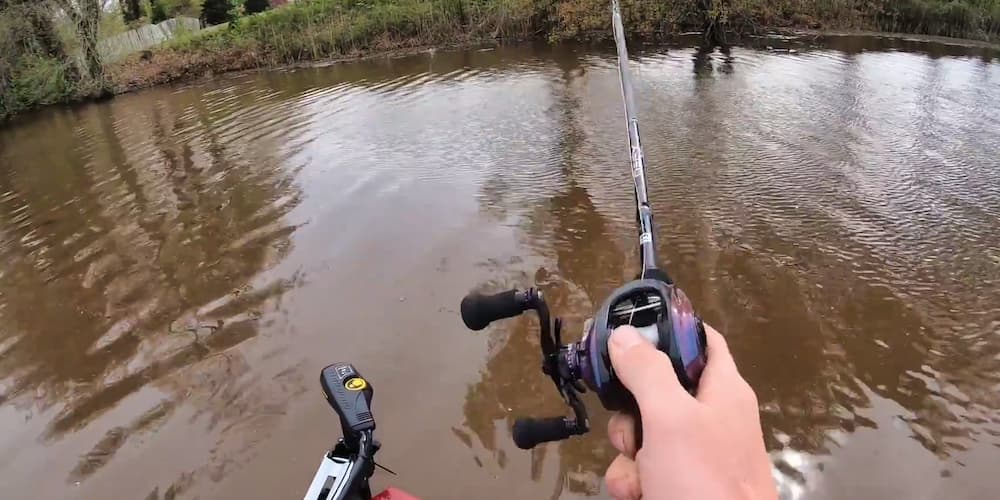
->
610, 326, 643, 350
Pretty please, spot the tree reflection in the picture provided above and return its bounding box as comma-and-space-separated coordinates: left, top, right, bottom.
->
693, 45, 734, 77
460, 48, 627, 498
683, 44, 1000, 487
0, 87, 302, 445
461, 40, 1000, 499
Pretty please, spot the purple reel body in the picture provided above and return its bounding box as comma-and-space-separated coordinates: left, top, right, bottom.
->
579, 279, 707, 411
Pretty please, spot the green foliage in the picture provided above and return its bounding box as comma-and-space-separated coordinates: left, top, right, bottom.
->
554, 0, 690, 39
710, 0, 1000, 38
122, 0, 142, 22
3, 0, 1000, 122
157, 0, 202, 18
202, 0, 235, 25
173, 0, 553, 64
1, 52, 85, 119
160, 0, 1000, 70
100, 7, 129, 38
1, 2, 72, 119
7, 55, 73, 108
151, 0, 169, 22
873, 0, 1000, 38
0, 0, 113, 121
244, 0, 270, 15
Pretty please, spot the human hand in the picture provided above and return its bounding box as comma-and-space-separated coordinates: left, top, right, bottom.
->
603, 325, 777, 500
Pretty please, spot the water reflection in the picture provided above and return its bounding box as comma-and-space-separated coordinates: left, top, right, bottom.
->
462, 39, 1000, 499
692, 45, 734, 77
648, 43, 1000, 498
461, 50, 629, 498
0, 35, 999, 500
0, 89, 301, 477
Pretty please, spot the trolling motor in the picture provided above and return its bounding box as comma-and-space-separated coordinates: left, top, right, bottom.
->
459, 0, 708, 450
304, 363, 408, 500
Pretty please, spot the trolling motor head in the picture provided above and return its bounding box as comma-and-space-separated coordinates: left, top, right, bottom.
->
458, 0, 708, 450
304, 363, 380, 500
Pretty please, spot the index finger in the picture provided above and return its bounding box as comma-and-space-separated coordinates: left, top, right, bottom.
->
695, 324, 744, 400
704, 324, 737, 372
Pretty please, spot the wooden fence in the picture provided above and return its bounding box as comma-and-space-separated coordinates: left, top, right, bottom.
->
98, 17, 202, 63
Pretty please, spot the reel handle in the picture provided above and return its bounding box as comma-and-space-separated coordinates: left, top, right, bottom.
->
460, 289, 532, 330
512, 417, 584, 449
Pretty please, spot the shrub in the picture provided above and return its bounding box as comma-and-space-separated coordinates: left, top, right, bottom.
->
245, 0, 271, 15
202, 0, 235, 25
151, 0, 169, 23
8, 55, 73, 110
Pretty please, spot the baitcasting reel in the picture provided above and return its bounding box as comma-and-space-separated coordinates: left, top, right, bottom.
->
460, 271, 707, 449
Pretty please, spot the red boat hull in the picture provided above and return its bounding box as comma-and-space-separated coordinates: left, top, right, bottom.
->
373, 487, 420, 500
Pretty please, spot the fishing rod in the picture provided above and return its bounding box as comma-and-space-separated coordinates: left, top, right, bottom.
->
303, 4, 709, 499
459, 0, 709, 450
612, 0, 658, 277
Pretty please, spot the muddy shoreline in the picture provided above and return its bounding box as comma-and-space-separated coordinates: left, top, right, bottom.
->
5, 28, 999, 128
111, 28, 1000, 99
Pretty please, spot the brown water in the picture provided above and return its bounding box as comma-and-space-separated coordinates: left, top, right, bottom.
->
1, 37, 999, 500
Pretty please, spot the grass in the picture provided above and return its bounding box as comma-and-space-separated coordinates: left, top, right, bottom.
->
107, 0, 548, 92
1, 4, 107, 121
180, 0, 545, 61
111, 0, 998, 93
7, 56, 73, 108
4, 0, 1000, 121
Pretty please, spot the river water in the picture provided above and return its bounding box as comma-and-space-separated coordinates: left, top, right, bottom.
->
1, 36, 999, 499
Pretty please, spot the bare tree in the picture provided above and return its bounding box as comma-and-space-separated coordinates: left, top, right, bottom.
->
52, 0, 104, 83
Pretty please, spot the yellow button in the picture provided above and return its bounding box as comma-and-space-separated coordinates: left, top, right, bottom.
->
345, 377, 367, 391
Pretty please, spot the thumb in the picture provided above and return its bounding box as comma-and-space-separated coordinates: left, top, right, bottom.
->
608, 326, 691, 407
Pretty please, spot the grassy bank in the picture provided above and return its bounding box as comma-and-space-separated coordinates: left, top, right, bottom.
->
107, 0, 1000, 93
5, 0, 1000, 122
107, 0, 549, 91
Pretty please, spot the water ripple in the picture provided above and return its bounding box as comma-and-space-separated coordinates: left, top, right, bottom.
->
0, 39, 998, 500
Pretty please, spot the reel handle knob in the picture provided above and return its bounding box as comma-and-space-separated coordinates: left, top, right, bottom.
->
512, 417, 581, 449
460, 289, 532, 331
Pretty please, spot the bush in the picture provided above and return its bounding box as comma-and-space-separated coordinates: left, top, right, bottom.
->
122, 0, 143, 22
245, 0, 271, 15
202, 0, 235, 25
150, 0, 202, 19
1, 3, 79, 120
7, 56, 73, 110
151, 0, 169, 23
4, 0, 1000, 122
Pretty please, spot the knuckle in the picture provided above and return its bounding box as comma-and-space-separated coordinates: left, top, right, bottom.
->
606, 476, 626, 498
605, 456, 640, 500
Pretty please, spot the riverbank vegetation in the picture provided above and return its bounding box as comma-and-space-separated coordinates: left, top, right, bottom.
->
3, 0, 1000, 123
